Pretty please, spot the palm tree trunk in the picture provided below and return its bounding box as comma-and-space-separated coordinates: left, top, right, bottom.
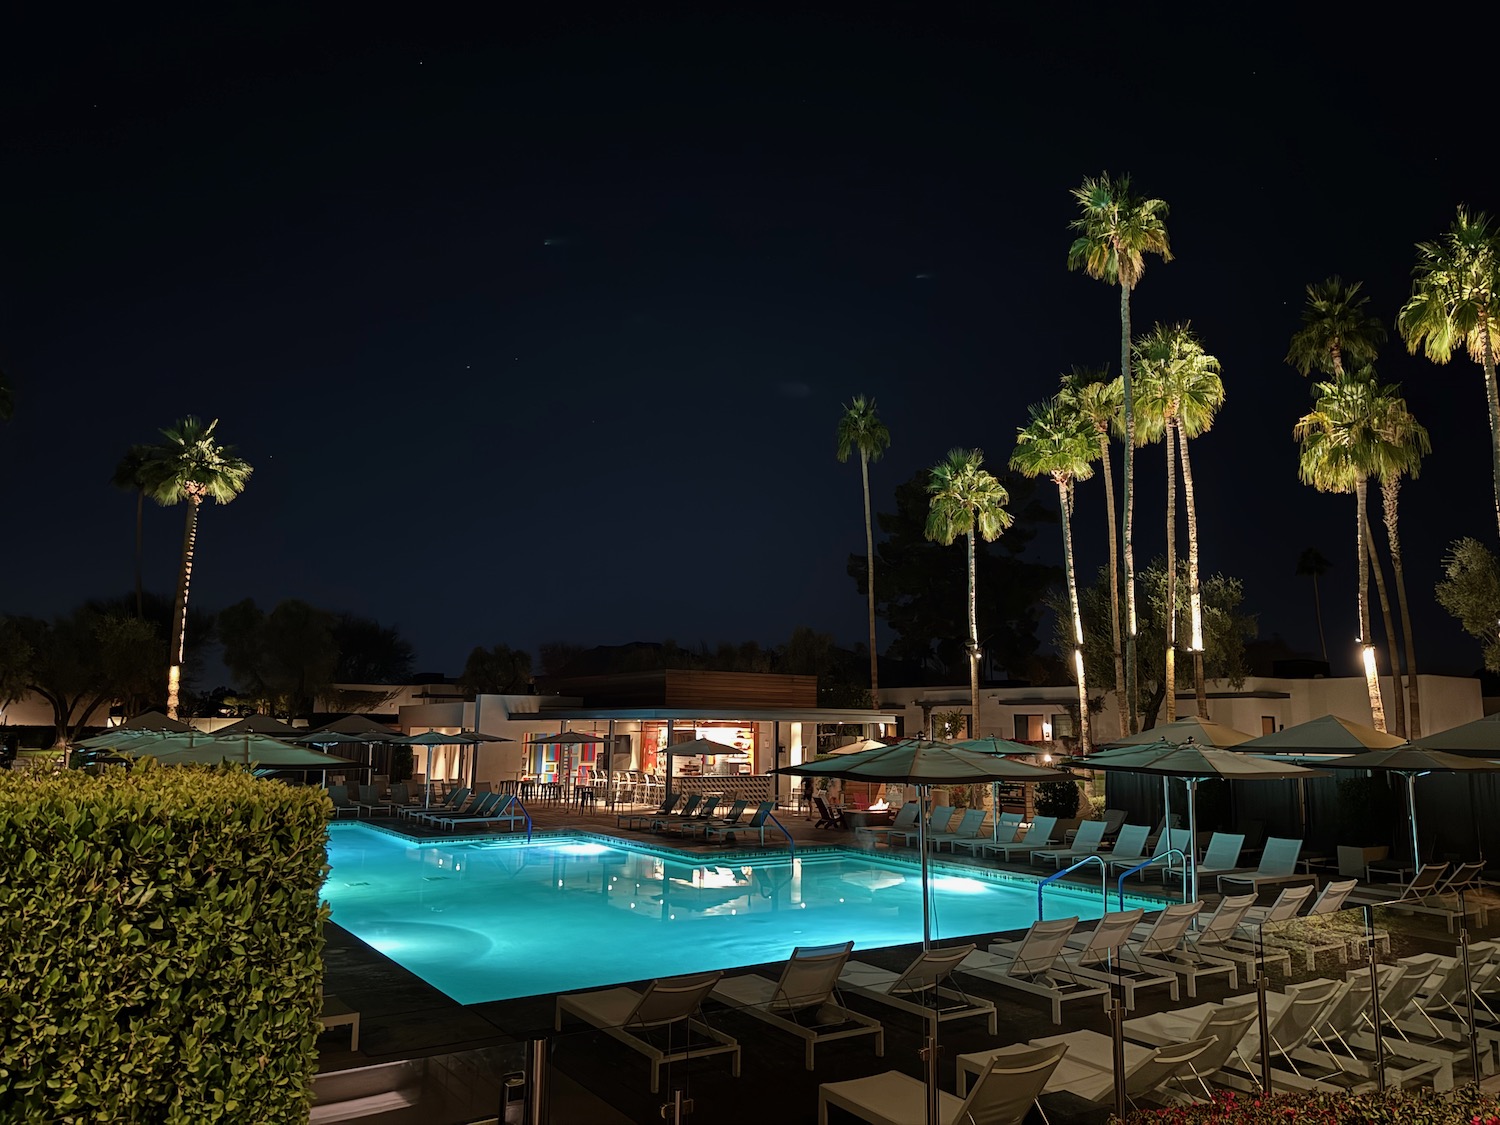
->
1059, 478, 1090, 754
1383, 475, 1421, 737
1364, 519, 1406, 738
1164, 421, 1177, 723
1096, 434, 1128, 737
1481, 313, 1500, 542
167, 498, 201, 719
1177, 420, 1209, 717
134, 488, 144, 620
860, 450, 879, 708
966, 529, 979, 731
1119, 279, 1139, 733
1354, 478, 1386, 732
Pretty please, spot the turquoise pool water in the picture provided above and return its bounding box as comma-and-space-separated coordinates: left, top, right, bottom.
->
322, 824, 1161, 1004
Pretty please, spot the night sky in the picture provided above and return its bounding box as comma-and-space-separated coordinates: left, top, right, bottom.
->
4, 5, 1497, 682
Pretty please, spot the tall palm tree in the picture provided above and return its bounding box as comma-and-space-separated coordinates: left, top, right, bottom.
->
1397, 207, 1500, 537
1368, 384, 1430, 735
1286, 276, 1387, 381
141, 417, 253, 717
925, 449, 1012, 726
1362, 516, 1405, 737
1068, 173, 1171, 733
1058, 369, 1128, 734
1295, 547, 1332, 663
1134, 323, 1224, 718
836, 395, 891, 707
1294, 372, 1388, 731
112, 445, 155, 620
1011, 399, 1095, 753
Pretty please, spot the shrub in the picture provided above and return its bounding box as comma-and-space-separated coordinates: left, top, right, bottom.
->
1034, 777, 1081, 818
1119, 1087, 1500, 1124
0, 762, 331, 1123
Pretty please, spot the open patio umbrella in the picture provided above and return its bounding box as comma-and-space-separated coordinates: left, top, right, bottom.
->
1312, 747, 1500, 870
315, 714, 397, 736
115, 732, 350, 769
526, 730, 607, 789
1416, 714, 1500, 755
118, 710, 194, 733
1067, 739, 1327, 902
1237, 715, 1408, 836
397, 731, 477, 806
1101, 716, 1254, 750
950, 736, 1053, 842
776, 738, 1066, 1125
213, 714, 302, 737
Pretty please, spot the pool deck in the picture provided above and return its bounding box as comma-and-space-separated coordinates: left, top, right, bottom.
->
316, 804, 1188, 1123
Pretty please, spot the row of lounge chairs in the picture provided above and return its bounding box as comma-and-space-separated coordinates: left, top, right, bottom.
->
615, 793, 784, 846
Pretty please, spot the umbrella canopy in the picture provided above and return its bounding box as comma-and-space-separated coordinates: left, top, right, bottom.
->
459, 730, 514, 743
75, 729, 167, 750
396, 731, 476, 806
119, 710, 195, 733
829, 738, 896, 756
316, 715, 398, 737
1237, 714, 1407, 753
777, 739, 1067, 950
525, 731, 607, 744
949, 736, 1051, 756
292, 729, 383, 744
1070, 739, 1326, 901
1315, 747, 1500, 868
117, 732, 350, 769
1102, 717, 1254, 750
662, 738, 744, 756
214, 714, 302, 737
1415, 714, 1500, 756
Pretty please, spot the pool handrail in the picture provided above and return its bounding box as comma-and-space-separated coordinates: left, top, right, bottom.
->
1038, 854, 1108, 920
1116, 849, 1188, 910
768, 812, 793, 856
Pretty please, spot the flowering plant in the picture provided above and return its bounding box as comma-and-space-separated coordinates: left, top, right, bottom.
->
1117, 1088, 1500, 1125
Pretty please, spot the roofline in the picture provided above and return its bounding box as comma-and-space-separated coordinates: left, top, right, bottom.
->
522, 707, 899, 724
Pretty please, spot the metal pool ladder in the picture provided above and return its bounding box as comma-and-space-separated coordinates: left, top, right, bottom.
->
1115, 849, 1187, 910
1037, 854, 1109, 920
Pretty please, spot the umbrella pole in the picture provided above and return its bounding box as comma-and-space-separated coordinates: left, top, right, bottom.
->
1188, 779, 1199, 904
425, 747, 434, 808
992, 781, 999, 842
1407, 773, 1421, 870
919, 783, 931, 951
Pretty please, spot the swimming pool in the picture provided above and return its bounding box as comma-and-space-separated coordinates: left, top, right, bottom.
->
322, 824, 1164, 1004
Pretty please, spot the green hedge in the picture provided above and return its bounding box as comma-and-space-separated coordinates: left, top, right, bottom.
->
0, 763, 331, 1123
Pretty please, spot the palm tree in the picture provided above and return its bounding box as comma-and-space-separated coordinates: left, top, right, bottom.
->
1397, 207, 1500, 537
1368, 384, 1431, 735
1286, 276, 1387, 381
1295, 547, 1331, 663
1011, 399, 1095, 753
112, 445, 155, 620
141, 417, 253, 717
836, 395, 891, 707
1058, 368, 1128, 734
1133, 323, 1224, 718
1294, 372, 1389, 731
1068, 173, 1171, 733
925, 449, 1012, 726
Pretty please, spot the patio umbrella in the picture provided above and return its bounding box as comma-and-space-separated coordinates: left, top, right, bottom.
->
829, 738, 895, 755
950, 736, 1053, 842
213, 714, 302, 737
115, 732, 350, 769
775, 739, 1066, 948
315, 715, 398, 737
1067, 739, 1326, 902
1312, 747, 1500, 871
526, 731, 607, 789
118, 710, 194, 733
1101, 716, 1254, 750
396, 731, 475, 807
1415, 714, 1500, 755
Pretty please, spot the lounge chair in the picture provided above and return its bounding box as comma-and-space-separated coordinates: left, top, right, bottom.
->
709, 941, 883, 1069
326, 785, 361, 819
957, 916, 1110, 1023
466, 793, 529, 833
646, 793, 702, 830
1111, 828, 1191, 884
951, 811, 1022, 857
855, 802, 919, 848
319, 992, 360, 1051
676, 799, 747, 838
837, 945, 997, 1033
1351, 862, 1489, 933
957, 1032, 1218, 1109
926, 808, 986, 852
1128, 894, 1249, 995
355, 783, 398, 817
817, 1042, 1068, 1125
1030, 819, 1107, 868
1260, 878, 1360, 970
656, 794, 720, 833
1124, 998, 1262, 1095
1216, 836, 1306, 895
618, 793, 682, 829
813, 796, 846, 830
554, 971, 740, 1093
399, 786, 470, 821
890, 805, 952, 848
420, 790, 500, 828
1099, 823, 1149, 866
1154, 831, 1244, 885
985, 815, 1058, 862
703, 802, 779, 846
1055, 908, 1179, 1010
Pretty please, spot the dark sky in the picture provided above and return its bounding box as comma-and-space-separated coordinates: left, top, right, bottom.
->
4, 3, 1497, 681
